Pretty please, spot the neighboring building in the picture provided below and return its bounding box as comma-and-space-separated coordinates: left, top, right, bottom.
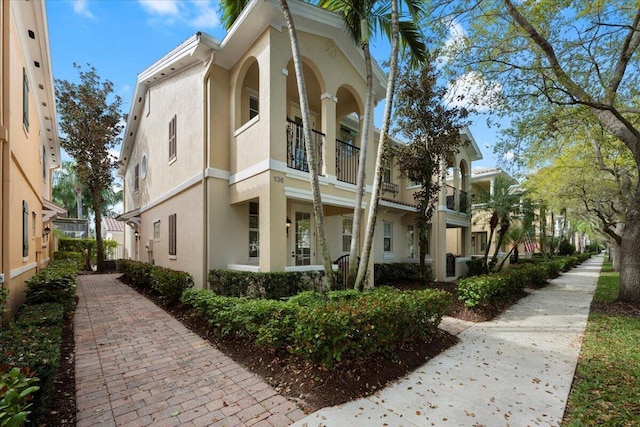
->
117, 0, 482, 285
101, 217, 125, 259
1, 0, 63, 319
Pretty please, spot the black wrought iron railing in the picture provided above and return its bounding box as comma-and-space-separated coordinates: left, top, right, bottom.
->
446, 184, 456, 210
286, 119, 324, 173
382, 181, 399, 197
336, 139, 360, 184
445, 185, 469, 213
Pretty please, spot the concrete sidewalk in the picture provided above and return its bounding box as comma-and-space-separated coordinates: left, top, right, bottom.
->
75, 274, 304, 427
293, 254, 604, 427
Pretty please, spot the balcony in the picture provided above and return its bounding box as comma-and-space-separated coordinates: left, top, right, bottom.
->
445, 185, 469, 213
382, 181, 399, 197
336, 139, 360, 184
286, 119, 324, 173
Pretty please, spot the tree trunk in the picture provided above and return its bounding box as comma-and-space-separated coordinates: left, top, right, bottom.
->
418, 226, 428, 287
348, 41, 374, 288
483, 223, 496, 274
93, 193, 104, 272
279, 0, 335, 290
610, 238, 620, 271
354, 0, 400, 290
619, 203, 640, 303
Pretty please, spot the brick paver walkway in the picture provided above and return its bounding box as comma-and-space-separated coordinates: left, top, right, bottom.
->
75, 274, 304, 427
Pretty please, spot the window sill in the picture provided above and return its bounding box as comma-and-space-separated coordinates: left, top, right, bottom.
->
383, 253, 395, 259
169, 156, 177, 166
169, 255, 177, 260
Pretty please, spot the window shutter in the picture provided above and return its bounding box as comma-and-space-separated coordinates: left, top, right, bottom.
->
23, 201, 29, 257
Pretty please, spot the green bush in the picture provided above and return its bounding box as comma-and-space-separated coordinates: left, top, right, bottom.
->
290, 287, 450, 366
181, 287, 451, 367
558, 239, 576, 256
1, 288, 8, 318
1, 323, 61, 426
149, 266, 194, 305
0, 367, 40, 427
207, 270, 324, 299
24, 261, 78, 314
466, 258, 484, 277
457, 274, 511, 308
14, 303, 64, 328
118, 259, 154, 289
374, 262, 427, 286
58, 238, 96, 270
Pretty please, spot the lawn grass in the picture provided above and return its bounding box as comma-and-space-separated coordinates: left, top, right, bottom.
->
563, 261, 640, 426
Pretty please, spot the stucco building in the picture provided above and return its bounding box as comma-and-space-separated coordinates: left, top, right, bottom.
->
117, 0, 481, 286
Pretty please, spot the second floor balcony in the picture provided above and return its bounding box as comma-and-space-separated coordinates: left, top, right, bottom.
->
336, 139, 360, 184
446, 184, 469, 213
286, 119, 324, 174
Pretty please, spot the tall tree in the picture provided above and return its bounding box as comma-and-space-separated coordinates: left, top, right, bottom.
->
430, 0, 640, 303
317, 0, 427, 287
53, 161, 123, 219
354, 0, 401, 290
394, 60, 469, 285
55, 64, 124, 272
220, 0, 335, 289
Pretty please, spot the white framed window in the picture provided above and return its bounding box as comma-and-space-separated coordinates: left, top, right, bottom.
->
383, 158, 392, 183
249, 94, 259, 120
153, 220, 161, 240
383, 221, 392, 252
23, 68, 29, 132
407, 225, 415, 258
169, 115, 177, 161
134, 163, 139, 194
141, 155, 147, 179
249, 202, 259, 258
342, 217, 353, 252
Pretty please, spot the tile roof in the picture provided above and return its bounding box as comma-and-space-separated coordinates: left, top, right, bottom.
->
103, 217, 125, 232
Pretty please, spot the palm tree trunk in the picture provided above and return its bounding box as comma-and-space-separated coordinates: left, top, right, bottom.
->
347, 41, 374, 289
354, 0, 400, 290
279, 0, 335, 290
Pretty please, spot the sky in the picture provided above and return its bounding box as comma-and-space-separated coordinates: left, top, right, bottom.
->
46, 0, 502, 169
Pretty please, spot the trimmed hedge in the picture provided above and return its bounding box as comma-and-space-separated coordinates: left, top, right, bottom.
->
181, 286, 451, 367
1, 301, 66, 426
118, 260, 194, 305
457, 253, 594, 308
207, 269, 324, 300
374, 262, 429, 286
24, 260, 79, 314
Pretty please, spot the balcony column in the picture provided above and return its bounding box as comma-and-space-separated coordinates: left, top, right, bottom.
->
320, 92, 337, 177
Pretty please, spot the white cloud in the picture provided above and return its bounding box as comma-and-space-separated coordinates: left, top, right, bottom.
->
138, 0, 220, 29
71, 0, 95, 19
445, 71, 502, 112
437, 20, 466, 65
503, 150, 515, 161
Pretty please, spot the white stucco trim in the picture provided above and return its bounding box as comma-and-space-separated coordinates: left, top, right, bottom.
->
11, 262, 37, 279
284, 186, 366, 209
446, 216, 472, 227
285, 264, 338, 272
379, 199, 415, 212
228, 264, 260, 272
140, 172, 202, 213
205, 167, 231, 181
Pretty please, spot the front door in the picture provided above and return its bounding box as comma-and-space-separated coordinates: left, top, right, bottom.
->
294, 210, 313, 266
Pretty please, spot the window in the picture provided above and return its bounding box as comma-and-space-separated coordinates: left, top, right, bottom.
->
32, 211, 36, 236
169, 115, 177, 161
141, 155, 147, 179
383, 159, 392, 183
168, 214, 176, 256
42, 146, 47, 180
22, 201, 29, 257
383, 222, 392, 252
134, 163, 139, 193
249, 95, 259, 120
249, 202, 259, 258
407, 225, 415, 258
23, 68, 29, 131
342, 218, 353, 252
153, 221, 161, 240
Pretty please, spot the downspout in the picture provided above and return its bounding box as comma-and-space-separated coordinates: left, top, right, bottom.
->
1, 0, 11, 317
201, 48, 216, 288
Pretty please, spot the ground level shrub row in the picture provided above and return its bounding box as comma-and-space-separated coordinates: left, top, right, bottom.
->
118, 260, 194, 305
0, 260, 78, 427
181, 286, 451, 367
457, 253, 595, 308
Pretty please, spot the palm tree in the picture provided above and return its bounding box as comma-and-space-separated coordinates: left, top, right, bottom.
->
317, 0, 427, 288
475, 176, 521, 273
220, 0, 335, 289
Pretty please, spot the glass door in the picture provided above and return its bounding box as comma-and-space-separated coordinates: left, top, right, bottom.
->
295, 211, 312, 266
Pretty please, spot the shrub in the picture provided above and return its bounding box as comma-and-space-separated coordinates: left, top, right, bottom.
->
558, 239, 576, 256
118, 259, 154, 289
53, 250, 83, 269
466, 258, 484, 277
1, 288, 8, 318
290, 288, 450, 366
0, 367, 40, 427
374, 262, 427, 286
457, 274, 512, 308
58, 238, 96, 271
150, 267, 194, 305
14, 303, 64, 328
207, 270, 324, 300
24, 261, 78, 314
